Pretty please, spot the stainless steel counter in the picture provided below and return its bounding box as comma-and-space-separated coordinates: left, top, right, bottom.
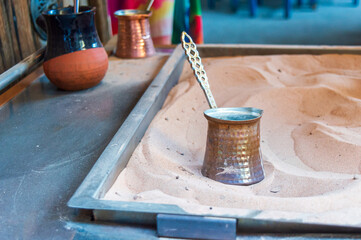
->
0, 54, 167, 239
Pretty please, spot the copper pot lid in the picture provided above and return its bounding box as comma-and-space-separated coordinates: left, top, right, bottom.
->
114, 10, 152, 19
204, 107, 263, 124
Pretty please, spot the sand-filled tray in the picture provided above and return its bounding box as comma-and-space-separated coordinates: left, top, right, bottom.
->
68, 45, 361, 234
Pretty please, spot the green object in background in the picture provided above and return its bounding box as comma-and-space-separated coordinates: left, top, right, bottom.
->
190, 0, 201, 18
189, 0, 204, 43
172, 0, 203, 44
172, 0, 189, 44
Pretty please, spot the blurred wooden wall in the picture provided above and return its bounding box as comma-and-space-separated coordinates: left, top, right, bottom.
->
0, 0, 42, 73
88, 0, 111, 44
0, 0, 110, 74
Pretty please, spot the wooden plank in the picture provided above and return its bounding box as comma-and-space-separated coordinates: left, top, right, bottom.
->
5, 0, 21, 64
12, 0, 37, 59
0, 48, 5, 73
88, 0, 111, 44
31, 23, 42, 50
0, 1, 16, 72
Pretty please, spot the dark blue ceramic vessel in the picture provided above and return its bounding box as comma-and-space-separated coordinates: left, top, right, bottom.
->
42, 6, 103, 61
41, 6, 108, 91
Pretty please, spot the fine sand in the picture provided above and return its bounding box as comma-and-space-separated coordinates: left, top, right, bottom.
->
104, 54, 361, 226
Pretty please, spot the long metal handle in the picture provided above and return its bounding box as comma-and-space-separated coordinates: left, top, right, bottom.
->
0, 47, 45, 94
74, 0, 79, 13
181, 32, 217, 109
145, 0, 154, 11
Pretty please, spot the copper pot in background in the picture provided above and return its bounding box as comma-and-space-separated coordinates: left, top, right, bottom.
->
114, 10, 155, 58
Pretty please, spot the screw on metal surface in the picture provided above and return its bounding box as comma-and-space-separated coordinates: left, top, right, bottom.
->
181, 31, 217, 109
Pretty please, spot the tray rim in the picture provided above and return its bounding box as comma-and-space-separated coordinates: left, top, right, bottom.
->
68, 44, 361, 232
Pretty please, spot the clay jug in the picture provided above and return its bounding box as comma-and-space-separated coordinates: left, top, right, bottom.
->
42, 6, 108, 91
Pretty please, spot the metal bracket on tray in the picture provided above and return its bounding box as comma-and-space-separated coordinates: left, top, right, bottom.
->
157, 214, 237, 240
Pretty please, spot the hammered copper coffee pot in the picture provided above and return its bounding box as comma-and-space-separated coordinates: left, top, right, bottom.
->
202, 107, 264, 185
114, 10, 155, 58
181, 32, 265, 185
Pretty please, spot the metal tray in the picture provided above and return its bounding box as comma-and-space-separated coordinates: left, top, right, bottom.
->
68, 44, 361, 238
